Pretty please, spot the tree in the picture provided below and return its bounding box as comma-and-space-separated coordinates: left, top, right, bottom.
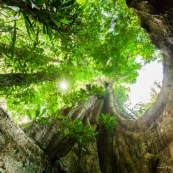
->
1, 0, 173, 173
0, 0, 154, 121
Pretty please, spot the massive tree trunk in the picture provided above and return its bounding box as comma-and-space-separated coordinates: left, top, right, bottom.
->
1, 0, 173, 173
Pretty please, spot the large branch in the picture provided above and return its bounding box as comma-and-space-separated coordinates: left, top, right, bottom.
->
0, 108, 47, 172
0, 72, 59, 88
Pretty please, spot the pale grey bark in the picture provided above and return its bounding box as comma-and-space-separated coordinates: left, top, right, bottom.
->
0, 108, 47, 173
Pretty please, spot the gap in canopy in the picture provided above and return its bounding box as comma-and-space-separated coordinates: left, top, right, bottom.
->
125, 50, 163, 117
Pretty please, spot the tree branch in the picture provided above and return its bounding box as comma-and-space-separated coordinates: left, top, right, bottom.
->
0, 72, 59, 88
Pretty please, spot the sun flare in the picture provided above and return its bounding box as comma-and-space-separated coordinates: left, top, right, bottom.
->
59, 81, 68, 91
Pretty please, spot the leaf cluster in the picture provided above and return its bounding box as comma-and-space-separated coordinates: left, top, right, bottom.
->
98, 113, 117, 131
57, 116, 97, 142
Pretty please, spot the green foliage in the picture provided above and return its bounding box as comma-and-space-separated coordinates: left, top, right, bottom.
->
57, 116, 97, 141
59, 84, 104, 108
86, 84, 104, 97
26, 103, 47, 122
1, 0, 80, 37
99, 113, 117, 131
68, 0, 155, 82
114, 84, 130, 103
0, 0, 156, 122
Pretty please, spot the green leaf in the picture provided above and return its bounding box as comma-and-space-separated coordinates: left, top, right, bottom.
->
39, 107, 47, 117
8, 6, 20, 12
57, 115, 68, 119
60, 19, 70, 24
10, 21, 16, 58
50, 17, 61, 27
22, 12, 36, 40
109, 116, 116, 121
64, 128, 70, 135
29, 0, 39, 9
37, 117, 49, 124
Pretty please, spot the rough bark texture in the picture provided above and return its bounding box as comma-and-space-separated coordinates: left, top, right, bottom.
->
1, 0, 173, 173
0, 108, 47, 173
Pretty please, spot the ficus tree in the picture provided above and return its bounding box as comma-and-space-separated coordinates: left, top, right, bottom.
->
1, 0, 173, 173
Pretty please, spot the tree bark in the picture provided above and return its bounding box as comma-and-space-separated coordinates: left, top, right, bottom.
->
0, 108, 47, 173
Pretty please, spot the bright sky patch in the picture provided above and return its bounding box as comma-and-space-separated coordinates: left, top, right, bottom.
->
127, 60, 163, 107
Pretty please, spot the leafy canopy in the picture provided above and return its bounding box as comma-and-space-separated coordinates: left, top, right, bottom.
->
0, 0, 155, 122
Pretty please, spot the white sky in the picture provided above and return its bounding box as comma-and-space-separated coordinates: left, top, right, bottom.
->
127, 60, 163, 107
